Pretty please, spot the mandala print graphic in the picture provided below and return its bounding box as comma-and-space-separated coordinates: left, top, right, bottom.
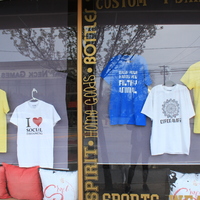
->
162, 99, 179, 118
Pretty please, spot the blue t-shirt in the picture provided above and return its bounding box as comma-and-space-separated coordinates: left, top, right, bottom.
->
101, 54, 152, 125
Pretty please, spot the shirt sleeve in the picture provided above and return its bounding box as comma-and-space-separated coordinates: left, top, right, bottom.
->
3, 91, 9, 114
141, 56, 152, 86
180, 62, 200, 90
141, 88, 154, 120
10, 107, 18, 126
100, 55, 119, 85
52, 106, 61, 126
183, 86, 195, 119
132, 55, 152, 87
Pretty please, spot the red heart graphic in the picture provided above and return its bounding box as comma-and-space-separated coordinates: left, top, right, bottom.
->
33, 117, 42, 127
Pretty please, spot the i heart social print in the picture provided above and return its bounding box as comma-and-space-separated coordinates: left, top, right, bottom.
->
33, 117, 43, 126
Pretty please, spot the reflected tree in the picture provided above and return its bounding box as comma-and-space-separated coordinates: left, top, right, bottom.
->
2, 28, 68, 72
95, 25, 160, 72
3, 24, 161, 74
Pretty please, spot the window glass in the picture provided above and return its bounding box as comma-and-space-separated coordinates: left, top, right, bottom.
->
0, 0, 77, 170
82, 1, 200, 199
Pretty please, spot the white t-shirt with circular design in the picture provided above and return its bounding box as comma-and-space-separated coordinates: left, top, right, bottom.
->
142, 84, 195, 156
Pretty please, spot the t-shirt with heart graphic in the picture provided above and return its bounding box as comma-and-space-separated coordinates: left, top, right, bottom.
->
10, 100, 61, 168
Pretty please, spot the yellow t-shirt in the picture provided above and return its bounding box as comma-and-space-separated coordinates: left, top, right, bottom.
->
181, 61, 200, 133
0, 89, 9, 152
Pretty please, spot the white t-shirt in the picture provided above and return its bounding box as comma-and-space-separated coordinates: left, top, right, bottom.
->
10, 100, 61, 168
141, 84, 195, 156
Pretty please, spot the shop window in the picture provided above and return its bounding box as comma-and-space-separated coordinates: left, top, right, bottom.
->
81, 0, 200, 199
0, 0, 78, 199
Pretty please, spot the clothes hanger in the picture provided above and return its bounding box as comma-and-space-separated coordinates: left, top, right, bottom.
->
164, 72, 176, 87
30, 88, 39, 102
164, 80, 176, 87
160, 66, 176, 87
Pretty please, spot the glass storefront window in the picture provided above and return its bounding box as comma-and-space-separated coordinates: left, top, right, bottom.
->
0, 3, 76, 168
2, 0, 200, 199
81, 0, 200, 200
0, 1, 78, 199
